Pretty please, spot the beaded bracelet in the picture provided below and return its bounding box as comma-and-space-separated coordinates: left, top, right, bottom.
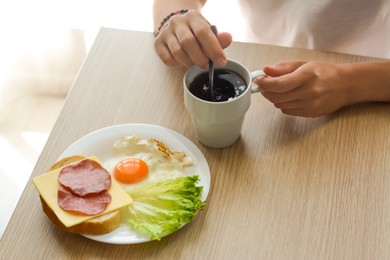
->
154, 9, 189, 37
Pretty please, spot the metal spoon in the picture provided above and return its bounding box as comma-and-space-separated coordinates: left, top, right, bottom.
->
209, 25, 218, 97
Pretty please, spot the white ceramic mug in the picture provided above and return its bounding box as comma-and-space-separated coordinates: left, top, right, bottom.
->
183, 59, 265, 148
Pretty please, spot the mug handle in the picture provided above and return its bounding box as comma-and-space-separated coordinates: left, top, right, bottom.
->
250, 70, 266, 93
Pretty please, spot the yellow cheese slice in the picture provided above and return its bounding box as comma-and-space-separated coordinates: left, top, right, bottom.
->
33, 156, 132, 228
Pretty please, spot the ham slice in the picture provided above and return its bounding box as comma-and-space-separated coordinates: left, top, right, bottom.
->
58, 186, 112, 215
57, 158, 112, 215
58, 159, 111, 197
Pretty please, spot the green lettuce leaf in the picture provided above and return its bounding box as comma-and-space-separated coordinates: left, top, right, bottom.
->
127, 175, 205, 240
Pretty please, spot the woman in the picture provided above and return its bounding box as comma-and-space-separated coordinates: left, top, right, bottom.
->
153, 0, 390, 117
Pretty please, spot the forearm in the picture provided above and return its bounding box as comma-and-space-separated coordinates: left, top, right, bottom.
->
339, 61, 390, 104
153, 0, 206, 33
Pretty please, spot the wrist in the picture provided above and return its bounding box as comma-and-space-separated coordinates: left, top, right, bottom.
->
338, 61, 390, 105
154, 9, 189, 37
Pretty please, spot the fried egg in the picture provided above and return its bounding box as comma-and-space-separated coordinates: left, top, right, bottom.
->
104, 135, 193, 191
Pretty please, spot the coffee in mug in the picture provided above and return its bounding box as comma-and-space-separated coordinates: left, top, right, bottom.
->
188, 69, 247, 102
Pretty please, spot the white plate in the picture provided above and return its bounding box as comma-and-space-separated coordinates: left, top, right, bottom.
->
59, 123, 210, 244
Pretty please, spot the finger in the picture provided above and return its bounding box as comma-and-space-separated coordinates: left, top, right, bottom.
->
189, 21, 228, 67
165, 35, 194, 67
280, 108, 318, 118
261, 80, 317, 104
255, 65, 315, 94
263, 61, 307, 77
274, 100, 302, 110
255, 74, 304, 93
154, 24, 190, 67
174, 24, 210, 69
154, 40, 182, 67
280, 108, 306, 117
261, 90, 299, 104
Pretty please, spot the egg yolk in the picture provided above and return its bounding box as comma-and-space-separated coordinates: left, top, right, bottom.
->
114, 158, 149, 184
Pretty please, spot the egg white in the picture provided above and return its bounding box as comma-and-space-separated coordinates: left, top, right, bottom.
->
104, 135, 192, 192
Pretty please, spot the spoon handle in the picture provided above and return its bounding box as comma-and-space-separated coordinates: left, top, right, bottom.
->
209, 25, 218, 96
209, 59, 214, 95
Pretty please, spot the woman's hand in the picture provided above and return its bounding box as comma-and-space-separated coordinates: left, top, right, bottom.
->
254, 61, 354, 117
154, 10, 232, 68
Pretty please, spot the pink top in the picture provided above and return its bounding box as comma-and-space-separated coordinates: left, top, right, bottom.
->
212, 0, 390, 59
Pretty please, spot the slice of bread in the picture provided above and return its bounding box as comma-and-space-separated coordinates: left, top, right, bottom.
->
40, 155, 121, 235
48, 155, 87, 171
40, 195, 121, 235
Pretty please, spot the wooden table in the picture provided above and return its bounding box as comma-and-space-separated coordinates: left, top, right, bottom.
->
1, 28, 390, 259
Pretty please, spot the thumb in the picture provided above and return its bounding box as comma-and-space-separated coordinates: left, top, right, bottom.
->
263, 61, 307, 77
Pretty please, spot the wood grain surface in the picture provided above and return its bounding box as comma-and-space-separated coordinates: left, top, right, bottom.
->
1, 28, 389, 260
